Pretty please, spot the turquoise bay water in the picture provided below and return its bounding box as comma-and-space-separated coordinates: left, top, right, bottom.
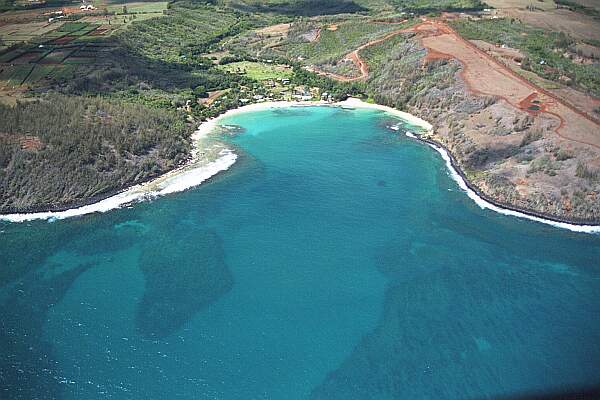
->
1, 106, 599, 399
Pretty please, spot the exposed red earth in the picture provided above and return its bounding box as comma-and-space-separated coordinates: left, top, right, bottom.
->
312, 19, 600, 151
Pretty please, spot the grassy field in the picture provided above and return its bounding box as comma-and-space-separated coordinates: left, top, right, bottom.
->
218, 61, 292, 80
105, 1, 168, 14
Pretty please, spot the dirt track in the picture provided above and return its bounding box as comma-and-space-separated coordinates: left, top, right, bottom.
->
312, 19, 600, 150
310, 24, 410, 82
420, 21, 600, 150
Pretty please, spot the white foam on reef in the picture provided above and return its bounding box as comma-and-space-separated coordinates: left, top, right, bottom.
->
3, 98, 598, 233
156, 148, 237, 196
409, 132, 600, 234
1, 127, 237, 223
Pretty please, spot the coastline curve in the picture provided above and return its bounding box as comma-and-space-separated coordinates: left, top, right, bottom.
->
2, 98, 598, 234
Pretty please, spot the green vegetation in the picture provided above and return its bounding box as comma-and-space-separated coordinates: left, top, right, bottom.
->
576, 162, 599, 182
224, 0, 369, 16
554, 0, 600, 18
451, 18, 600, 97
360, 28, 415, 71
0, 0, 371, 212
285, 20, 400, 65
1, 0, 598, 220
106, 1, 168, 14
218, 61, 292, 80
387, 0, 486, 14
527, 155, 557, 176
0, 94, 192, 212
0, 0, 17, 12
520, 129, 543, 147
120, 2, 243, 65
364, 37, 458, 110
555, 148, 574, 161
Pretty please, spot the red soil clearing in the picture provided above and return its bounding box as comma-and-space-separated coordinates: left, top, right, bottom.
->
419, 21, 600, 149
315, 19, 600, 150
51, 35, 75, 45
20, 136, 42, 151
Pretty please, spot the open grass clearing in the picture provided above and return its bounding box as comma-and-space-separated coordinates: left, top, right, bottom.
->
219, 61, 292, 81
105, 1, 168, 14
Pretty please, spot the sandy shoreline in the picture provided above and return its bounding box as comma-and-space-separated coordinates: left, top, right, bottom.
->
2, 98, 598, 233
202, 98, 434, 132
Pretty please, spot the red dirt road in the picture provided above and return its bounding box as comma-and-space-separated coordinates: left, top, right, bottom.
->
310, 21, 410, 82
313, 19, 600, 150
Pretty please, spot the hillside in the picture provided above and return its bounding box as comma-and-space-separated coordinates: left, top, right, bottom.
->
0, 94, 192, 212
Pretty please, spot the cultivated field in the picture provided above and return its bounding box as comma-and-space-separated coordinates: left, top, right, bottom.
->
0, 1, 168, 89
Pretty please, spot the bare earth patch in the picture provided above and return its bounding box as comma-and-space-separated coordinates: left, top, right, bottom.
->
255, 23, 290, 36
311, 17, 600, 222
418, 22, 600, 150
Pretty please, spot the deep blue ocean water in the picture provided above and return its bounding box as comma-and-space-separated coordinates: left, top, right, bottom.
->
1, 106, 599, 400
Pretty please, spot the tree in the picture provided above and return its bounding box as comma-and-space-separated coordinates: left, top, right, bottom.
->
193, 85, 208, 98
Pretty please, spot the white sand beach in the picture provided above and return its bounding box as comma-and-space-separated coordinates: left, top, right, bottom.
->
2, 97, 598, 233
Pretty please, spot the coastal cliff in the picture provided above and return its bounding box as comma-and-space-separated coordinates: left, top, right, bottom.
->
366, 36, 600, 225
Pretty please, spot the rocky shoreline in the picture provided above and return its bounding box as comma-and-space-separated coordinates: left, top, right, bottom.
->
416, 136, 600, 227
2, 98, 598, 232
365, 35, 600, 227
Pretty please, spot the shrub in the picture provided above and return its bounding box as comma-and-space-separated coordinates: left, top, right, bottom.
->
520, 129, 543, 147
555, 149, 574, 161
576, 162, 599, 181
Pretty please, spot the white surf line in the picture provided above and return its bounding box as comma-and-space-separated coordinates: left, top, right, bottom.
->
3, 98, 598, 232
0, 126, 238, 223
405, 131, 600, 234
203, 98, 600, 233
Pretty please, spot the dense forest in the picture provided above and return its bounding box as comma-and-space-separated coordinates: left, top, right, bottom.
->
0, 95, 192, 212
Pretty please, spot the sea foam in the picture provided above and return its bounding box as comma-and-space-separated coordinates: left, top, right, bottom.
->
412, 133, 600, 234
3, 100, 598, 233
0, 131, 237, 222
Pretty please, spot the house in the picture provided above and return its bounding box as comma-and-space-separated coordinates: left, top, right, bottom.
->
293, 86, 309, 97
